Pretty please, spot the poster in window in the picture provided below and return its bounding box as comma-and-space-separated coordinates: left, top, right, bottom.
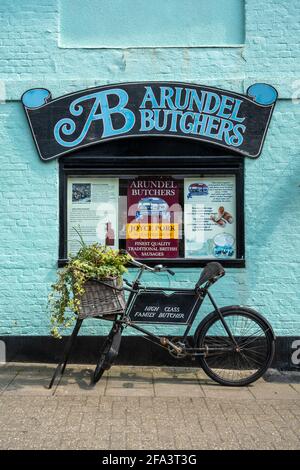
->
67, 177, 118, 254
126, 177, 180, 258
184, 176, 236, 259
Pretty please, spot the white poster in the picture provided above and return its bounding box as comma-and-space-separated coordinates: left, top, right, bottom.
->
67, 177, 118, 255
184, 176, 236, 259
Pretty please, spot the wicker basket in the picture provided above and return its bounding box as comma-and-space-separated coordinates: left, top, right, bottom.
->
77, 277, 126, 320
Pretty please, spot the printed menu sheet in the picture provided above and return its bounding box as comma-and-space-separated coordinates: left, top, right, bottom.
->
67, 177, 118, 254
184, 176, 236, 259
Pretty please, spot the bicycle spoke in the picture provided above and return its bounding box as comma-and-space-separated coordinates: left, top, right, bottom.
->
239, 329, 269, 349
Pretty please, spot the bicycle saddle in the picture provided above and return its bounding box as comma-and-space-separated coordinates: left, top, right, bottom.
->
196, 262, 225, 288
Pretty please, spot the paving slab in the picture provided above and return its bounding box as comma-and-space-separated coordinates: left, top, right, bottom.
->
2, 370, 54, 396
291, 383, 300, 394
0, 370, 18, 392
154, 381, 204, 397
202, 385, 254, 400
105, 368, 154, 396
55, 367, 107, 396
107, 368, 153, 385
106, 387, 154, 397
249, 383, 299, 400
146, 367, 204, 397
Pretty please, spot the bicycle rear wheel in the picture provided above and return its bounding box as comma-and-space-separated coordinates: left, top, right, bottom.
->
196, 308, 275, 386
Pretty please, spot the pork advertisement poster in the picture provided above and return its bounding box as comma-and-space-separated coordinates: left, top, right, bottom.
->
126, 177, 180, 258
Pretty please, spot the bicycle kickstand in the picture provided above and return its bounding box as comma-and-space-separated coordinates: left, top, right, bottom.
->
48, 319, 83, 389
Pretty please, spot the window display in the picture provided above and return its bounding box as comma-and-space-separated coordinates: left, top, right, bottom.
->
65, 173, 238, 262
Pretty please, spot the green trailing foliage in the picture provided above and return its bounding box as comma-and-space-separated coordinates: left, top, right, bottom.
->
48, 242, 131, 338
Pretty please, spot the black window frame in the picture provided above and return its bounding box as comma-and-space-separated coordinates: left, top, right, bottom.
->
58, 153, 245, 268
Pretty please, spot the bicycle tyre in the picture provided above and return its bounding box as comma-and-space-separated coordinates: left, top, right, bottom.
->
92, 331, 114, 384
195, 307, 275, 386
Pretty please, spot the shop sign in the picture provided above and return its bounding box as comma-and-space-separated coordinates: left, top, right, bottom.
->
22, 82, 277, 161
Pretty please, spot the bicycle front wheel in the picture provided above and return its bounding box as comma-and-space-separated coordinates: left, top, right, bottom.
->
92, 323, 123, 384
196, 308, 275, 386
92, 333, 114, 384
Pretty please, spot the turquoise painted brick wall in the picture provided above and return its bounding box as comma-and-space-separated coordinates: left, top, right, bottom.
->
0, 0, 299, 337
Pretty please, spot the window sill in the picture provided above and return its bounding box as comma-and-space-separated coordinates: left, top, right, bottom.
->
58, 258, 245, 269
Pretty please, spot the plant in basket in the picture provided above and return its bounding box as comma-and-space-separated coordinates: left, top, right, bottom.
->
48, 238, 132, 338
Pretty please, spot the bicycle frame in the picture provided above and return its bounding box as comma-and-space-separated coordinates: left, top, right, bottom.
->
108, 260, 236, 358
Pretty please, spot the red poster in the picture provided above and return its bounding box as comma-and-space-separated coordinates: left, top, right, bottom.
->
126, 177, 180, 258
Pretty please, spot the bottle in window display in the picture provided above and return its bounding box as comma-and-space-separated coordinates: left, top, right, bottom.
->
105, 222, 115, 246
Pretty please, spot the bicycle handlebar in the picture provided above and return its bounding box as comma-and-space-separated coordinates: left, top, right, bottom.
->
119, 249, 175, 276
129, 257, 154, 271
128, 257, 175, 276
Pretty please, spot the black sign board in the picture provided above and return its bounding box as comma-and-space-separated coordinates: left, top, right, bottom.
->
127, 290, 199, 324
21, 82, 277, 161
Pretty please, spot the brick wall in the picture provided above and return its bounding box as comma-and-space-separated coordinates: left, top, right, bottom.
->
0, 0, 299, 337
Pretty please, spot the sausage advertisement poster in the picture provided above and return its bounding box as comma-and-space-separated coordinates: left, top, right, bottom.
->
126, 177, 180, 258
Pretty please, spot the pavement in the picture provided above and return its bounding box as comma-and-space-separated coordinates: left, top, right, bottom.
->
0, 363, 299, 450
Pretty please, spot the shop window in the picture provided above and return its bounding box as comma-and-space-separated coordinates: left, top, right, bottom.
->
59, 153, 245, 267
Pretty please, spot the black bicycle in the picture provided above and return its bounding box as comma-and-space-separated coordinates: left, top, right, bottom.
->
91, 257, 275, 387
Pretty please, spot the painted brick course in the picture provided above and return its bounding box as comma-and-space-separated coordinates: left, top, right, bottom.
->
0, 0, 299, 337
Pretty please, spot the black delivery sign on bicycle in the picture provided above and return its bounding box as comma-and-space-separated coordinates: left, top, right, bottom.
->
22, 82, 277, 161
127, 291, 199, 324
